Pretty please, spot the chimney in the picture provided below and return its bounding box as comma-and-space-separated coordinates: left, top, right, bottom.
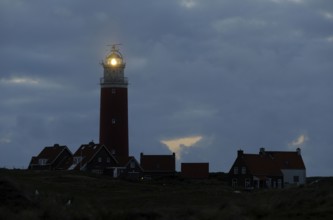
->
237, 149, 244, 157
259, 147, 265, 155
296, 148, 301, 155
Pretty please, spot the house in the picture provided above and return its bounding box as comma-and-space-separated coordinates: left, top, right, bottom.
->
65, 142, 118, 174
111, 156, 143, 179
28, 144, 72, 170
229, 148, 306, 189
181, 163, 209, 179
140, 152, 176, 177
61, 141, 143, 178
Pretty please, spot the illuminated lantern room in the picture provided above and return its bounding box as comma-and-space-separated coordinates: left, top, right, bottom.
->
101, 45, 127, 86
105, 49, 124, 66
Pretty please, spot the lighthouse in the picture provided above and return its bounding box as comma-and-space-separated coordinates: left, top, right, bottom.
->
99, 45, 129, 158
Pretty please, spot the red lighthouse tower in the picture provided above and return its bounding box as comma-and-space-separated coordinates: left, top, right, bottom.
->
99, 45, 128, 158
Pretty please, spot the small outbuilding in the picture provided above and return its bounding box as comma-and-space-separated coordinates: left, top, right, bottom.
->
181, 163, 209, 179
140, 152, 176, 177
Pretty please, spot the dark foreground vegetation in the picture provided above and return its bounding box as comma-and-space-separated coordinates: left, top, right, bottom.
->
0, 169, 333, 220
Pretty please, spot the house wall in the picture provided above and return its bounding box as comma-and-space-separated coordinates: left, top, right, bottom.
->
281, 169, 306, 185
181, 163, 209, 179
252, 176, 284, 189
228, 161, 253, 188
86, 148, 117, 173
29, 164, 52, 170
118, 159, 143, 177
140, 153, 176, 176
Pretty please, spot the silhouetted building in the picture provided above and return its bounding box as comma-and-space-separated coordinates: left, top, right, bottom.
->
28, 144, 72, 170
140, 152, 176, 177
64, 142, 118, 174
181, 163, 209, 179
114, 156, 143, 179
229, 148, 306, 189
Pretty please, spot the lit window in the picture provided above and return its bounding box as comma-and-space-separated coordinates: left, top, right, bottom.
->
234, 167, 238, 174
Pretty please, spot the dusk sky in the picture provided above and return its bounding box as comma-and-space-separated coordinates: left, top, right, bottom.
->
1, 0, 333, 176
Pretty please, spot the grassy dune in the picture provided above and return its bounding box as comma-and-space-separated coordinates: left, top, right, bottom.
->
0, 169, 332, 220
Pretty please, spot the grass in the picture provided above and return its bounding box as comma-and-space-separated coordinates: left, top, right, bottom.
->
0, 169, 333, 219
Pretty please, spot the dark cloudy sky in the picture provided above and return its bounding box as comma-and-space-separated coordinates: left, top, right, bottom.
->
1, 0, 333, 176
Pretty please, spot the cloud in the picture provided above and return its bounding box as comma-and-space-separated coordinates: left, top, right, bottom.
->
161, 136, 203, 159
0, 76, 66, 90
270, 0, 304, 4
0, 136, 11, 144
179, 0, 197, 8
288, 134, 309, 148
0, 76, 39, 85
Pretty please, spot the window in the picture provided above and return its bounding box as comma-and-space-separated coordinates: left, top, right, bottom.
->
107, 157, 111, 163
111, 149, 116, 155
130, 161, 135, 169
73, 157, 82, 165
241, 167, 246, 174
293, 176, 299, 183
98, 157, 102, 163
112, 118, 116, 124
234, 167, 238, 175
38, 159, 47, 165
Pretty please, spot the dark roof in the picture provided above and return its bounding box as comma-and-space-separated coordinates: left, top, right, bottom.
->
233, 148, 305, 177
242, 154, 283, 176
32, 144, 72, 165
266, 151, 305, 169
140, 153, 176, 172
116, 156, 136, 167
68, 142, 116, 170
